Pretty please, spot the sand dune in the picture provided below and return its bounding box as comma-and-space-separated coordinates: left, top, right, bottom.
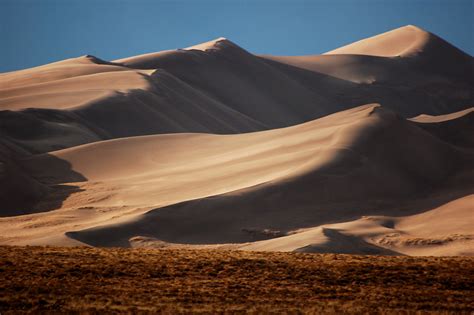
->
1, 26, 472, 156
0, 55, 129, 89
325, 25, 464, 58
63, 106, 473, 251
239, 193, 474, 256
325, 25, 429, 57
261, 25, 473, 89
410, 108, 474, 148
1, 105, 472, 255
0, 26, 473, 255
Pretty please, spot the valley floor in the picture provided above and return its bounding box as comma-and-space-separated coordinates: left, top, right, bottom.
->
1, 246, 473, 313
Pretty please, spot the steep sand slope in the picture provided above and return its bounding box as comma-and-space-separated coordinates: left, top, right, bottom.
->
1, 105, 472, 255
1, 26, 472, 155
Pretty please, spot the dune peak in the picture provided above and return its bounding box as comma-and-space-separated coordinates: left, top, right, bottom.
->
325, 24, 432, 57
400, 24, 427, 32
184, 37, 240, 52
76, 54, 112, 65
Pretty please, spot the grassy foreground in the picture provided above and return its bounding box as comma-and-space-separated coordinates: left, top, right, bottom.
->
0, 246, 473, 313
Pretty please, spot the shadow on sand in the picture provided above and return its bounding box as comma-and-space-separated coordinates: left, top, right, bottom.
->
66, 182, 474, 249
0, 153, 86, 217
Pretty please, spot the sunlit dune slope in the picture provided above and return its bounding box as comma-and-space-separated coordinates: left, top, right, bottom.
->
326, 24, 429, 56
324, 25, 468, 58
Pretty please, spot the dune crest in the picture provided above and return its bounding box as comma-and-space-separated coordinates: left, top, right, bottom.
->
325, 25, 430, 57
185, 37, 231, 51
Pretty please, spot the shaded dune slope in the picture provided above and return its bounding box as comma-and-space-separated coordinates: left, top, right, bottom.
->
410, 108, 474, 148
0, 140, 49, 215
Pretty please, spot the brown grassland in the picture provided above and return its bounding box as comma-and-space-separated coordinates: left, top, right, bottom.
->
0, 246, 473, 313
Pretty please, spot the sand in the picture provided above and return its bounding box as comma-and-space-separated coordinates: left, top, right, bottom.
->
0, 104, 472, 255
325, 25, 430, 57
1, 27, 472, 156
0, 25, 473, 256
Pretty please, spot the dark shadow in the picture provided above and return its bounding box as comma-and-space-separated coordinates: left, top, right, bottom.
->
0, 146, 86, 217
0, 108, 109, 154
411, 109, 474, 149
294, 228, 403, 256
259, 55, 473, 118
66, 183, 474, 249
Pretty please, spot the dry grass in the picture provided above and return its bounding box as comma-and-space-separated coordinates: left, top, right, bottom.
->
0, 246, 473, 313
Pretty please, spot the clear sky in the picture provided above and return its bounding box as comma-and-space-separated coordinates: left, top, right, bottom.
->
0, 0, 472, 73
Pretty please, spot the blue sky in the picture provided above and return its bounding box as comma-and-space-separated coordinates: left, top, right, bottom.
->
0, 0, 472, 73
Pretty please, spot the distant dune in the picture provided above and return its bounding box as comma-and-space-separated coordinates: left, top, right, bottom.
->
325, 24, 440, 57
1, 26, 472, 155
0, 25, 473, 256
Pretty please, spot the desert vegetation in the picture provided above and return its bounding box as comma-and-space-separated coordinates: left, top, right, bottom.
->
1, 246, 473, 313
